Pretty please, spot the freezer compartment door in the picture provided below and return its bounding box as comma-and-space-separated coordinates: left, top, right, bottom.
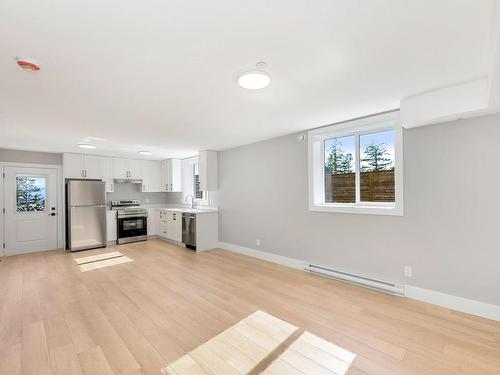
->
68, 206, 107, 251
67, 180, 106, 206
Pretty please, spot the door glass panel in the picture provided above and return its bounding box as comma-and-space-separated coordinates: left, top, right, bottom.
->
360, 130, 395, 202
16, 175, 46, 212
324, 135, 356, 203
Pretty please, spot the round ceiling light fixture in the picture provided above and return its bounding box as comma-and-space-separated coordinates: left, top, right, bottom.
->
238, 70, 271, 90
78, 143, 97, 149
138, 151, 152, 155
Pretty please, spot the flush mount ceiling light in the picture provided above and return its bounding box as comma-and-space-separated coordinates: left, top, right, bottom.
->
238, 70, 271, 90
78, 144, 96, 149
138, 151, 152, 155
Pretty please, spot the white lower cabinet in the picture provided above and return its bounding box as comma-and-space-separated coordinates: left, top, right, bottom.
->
158, 210, 181, 242
147, 209, 157, 236
168, 211, 182, 242
106, 211, 117, 244
158, 210, 169, 238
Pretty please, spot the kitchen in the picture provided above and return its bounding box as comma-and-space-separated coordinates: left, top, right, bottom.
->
64, 150, 219, 253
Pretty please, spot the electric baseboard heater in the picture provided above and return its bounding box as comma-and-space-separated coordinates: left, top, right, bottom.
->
304, 264, 405, 295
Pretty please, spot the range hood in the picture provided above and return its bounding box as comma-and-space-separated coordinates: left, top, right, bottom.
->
114, 178, 143, 184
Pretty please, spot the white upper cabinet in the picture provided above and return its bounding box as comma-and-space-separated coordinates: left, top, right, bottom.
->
83, 155, 101, 179
113, 158, 129, 179
113, 158, 142, 180
141, 160, 162, 192
198, 150, 217, 191
128, 159, 142, 180
63, 153, 102, 179
63, 153, 186, 193
160, 159, 182, 192
101, 157, 114, 192
63, 153, 84, 178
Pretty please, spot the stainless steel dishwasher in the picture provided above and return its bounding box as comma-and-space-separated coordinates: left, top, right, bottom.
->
182, 213, 196, 250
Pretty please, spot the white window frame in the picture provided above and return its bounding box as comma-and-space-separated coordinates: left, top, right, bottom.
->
182, 157, 208, 205
308, 111, 403, 216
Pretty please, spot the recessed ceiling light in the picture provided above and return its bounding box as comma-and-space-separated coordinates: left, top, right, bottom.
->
78, 144, 96, 149
138, 151, 152, 155
238, 70, 271, 90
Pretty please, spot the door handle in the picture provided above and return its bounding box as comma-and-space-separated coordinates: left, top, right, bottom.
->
48, 213, 56, 216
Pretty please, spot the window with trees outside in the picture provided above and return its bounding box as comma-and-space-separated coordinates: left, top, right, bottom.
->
193, 162, 204, 200
183, 157, 207, 203
309, 112, 403, 215
16, 175, 46, 212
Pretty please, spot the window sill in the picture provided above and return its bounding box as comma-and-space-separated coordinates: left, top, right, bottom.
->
309, 203, 403, 216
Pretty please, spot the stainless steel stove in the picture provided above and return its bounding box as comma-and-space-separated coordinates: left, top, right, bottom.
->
111, 200, 148, 244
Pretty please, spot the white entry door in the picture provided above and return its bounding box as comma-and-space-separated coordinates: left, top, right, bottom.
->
3, 166, 58, 255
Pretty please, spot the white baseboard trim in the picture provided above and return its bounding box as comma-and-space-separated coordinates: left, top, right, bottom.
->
218, 241, 500, 322
405, 285, 500, 322
218, 242, 305, 270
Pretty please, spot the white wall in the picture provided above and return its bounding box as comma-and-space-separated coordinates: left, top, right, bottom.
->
218, 112, 500, 306
107, 183, 168, 205
0, 148, 62, 165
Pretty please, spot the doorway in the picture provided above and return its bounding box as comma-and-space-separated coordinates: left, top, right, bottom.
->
1, 165, 60, 256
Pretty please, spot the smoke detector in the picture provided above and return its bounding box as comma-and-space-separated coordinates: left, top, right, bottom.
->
16, 58, 40, 71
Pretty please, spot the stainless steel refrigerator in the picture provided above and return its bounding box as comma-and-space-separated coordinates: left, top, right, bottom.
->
66, 180, 107, 251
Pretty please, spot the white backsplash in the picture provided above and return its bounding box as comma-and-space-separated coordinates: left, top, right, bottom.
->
106, 183, 169, 206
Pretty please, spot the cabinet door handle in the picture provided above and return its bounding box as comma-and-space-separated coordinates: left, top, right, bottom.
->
110, 183, 113, 191
85, 170, 87, 178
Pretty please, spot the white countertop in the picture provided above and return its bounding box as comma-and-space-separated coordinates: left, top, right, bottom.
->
148, 205, 218, 214
107, 204, 218, 214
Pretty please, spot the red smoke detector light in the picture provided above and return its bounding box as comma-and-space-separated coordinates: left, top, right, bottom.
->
16, 59, 40, 71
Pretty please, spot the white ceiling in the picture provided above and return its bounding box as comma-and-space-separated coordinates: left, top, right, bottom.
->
0, 0, 495, 159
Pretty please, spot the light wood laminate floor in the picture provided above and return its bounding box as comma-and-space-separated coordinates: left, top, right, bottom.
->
1, 239, 499, 375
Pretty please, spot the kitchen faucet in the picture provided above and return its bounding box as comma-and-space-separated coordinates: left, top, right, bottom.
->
184, 194, 195, 209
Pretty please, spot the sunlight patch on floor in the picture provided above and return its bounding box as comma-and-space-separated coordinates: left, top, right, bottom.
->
162, 310, 356, 375
73, 251, 133, 272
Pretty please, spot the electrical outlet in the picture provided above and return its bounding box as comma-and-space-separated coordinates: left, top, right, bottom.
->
256, 239, 261, 246
145, 198, 150, 203
404, 266, 412, 277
